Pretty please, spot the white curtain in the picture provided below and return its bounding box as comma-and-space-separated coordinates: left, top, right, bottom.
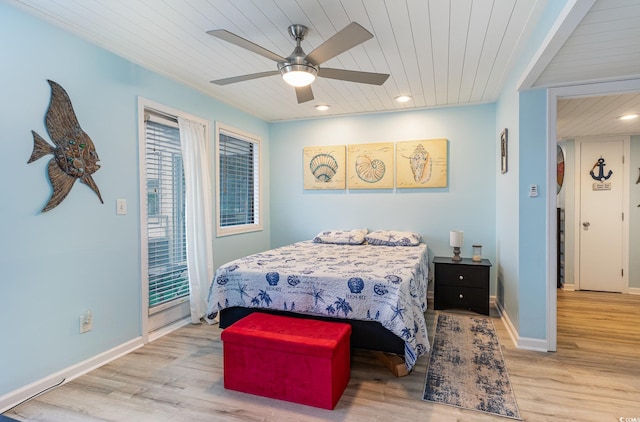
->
178, 117, 214, 324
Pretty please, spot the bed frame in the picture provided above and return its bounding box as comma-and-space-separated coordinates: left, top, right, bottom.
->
219, 306, 405, 356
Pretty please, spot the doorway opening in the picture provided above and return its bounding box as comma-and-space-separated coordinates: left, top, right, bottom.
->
547, 79, 640, 352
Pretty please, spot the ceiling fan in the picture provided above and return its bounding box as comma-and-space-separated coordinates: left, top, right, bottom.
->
207, 22, 390, 104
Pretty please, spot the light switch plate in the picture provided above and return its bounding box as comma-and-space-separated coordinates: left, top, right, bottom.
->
529, 184, 538, 197
116, 199, 127, 215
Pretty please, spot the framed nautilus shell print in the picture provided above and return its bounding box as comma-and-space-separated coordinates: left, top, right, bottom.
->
347, 142, 394, 189
303, 145, 346, 189
395, 139, 448, 188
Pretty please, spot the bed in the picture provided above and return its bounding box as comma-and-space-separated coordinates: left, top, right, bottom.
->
206, 229, 430, 371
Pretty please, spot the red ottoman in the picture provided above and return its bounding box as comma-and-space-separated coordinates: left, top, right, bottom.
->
221, 313, 352, 410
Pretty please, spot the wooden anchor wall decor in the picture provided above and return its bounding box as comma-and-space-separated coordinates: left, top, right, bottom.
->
28, 80, 103, 212
589, 157, 613, 182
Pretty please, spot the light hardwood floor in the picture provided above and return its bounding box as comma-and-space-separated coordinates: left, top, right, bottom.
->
5, 290, 640, 421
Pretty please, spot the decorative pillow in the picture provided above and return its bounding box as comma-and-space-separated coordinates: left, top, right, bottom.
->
312, 228, 368, 245
365, 230, 421, 246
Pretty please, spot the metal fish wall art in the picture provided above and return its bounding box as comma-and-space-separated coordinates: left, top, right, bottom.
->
28, 80, 103, 212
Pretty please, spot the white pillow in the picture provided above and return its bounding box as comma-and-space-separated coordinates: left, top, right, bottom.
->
365, 230, 421, 246
312, 228, 368, 245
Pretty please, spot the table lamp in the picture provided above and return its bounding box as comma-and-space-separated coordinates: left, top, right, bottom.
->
450, 230, 463, 261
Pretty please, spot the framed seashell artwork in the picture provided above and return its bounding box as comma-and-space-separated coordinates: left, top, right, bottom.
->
396, 139, 448, 188
303, 145, 346, 189
347, 142, 394, 189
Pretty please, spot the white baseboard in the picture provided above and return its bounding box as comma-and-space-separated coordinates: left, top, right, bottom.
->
0, 337, 144, 413
563, 284, 639, 294
495, 300, 549, 352
495, 300, 518, 347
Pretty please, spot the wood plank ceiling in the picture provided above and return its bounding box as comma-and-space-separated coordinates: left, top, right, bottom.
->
10, 0, 543, 121
8, 0, 640, 138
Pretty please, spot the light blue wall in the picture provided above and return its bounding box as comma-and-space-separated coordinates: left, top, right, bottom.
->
0, 3, 269, 396
495, 0, 571, 339
495, 77, 521, 330
518, 89, 548, 339
270, 104, 497, 278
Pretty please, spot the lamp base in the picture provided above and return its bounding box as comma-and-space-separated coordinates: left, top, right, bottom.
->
452, 247, 461, 261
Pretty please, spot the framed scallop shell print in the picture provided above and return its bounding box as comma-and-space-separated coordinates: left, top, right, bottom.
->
303, 145, 346, 189
347, 142, 394, 189
396, 139, 448, 188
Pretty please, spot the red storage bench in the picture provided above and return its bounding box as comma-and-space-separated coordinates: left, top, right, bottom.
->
221, 312, 352, 410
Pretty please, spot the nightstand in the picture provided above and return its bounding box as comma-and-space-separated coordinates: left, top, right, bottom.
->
433, 256, 492, 315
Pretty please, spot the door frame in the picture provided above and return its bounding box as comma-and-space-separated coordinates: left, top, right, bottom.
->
547, 78, 640, 352
572, 136, 630, 293
137, 97, 210, 343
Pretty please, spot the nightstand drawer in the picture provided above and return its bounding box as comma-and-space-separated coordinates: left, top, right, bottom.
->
435, 264, 489, 288
434, 285, 489, 315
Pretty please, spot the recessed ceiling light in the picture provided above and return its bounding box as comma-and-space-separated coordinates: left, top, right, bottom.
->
618, 113, 639, 121
395, 95, 412, 103
315, 104, 330, 111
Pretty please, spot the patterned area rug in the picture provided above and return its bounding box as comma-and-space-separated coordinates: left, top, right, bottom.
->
422, 313, 521, 419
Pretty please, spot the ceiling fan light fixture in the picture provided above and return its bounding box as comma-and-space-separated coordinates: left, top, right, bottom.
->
280, 63, 317, 87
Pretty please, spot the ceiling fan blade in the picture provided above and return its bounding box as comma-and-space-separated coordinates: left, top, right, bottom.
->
318, 68, 389, 85
207, 29, 286, 62
306, 22, 373, 66
211, 70, 280, 86
295, 85, 314, 103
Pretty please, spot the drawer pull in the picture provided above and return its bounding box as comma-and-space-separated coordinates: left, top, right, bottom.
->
459, 275, 464, 280
459, 294, 464, 299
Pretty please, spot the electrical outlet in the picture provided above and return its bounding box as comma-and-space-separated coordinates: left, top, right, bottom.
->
80, 310, 93, 333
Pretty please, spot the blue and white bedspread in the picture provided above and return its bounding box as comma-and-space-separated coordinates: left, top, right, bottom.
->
206, 240, 430, 370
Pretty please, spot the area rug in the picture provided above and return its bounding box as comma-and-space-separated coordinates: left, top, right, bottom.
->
422, 313, 521, 419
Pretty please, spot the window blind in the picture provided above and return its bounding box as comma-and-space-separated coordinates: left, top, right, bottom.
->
145, 117, 189, 309
219, 132, 259, 227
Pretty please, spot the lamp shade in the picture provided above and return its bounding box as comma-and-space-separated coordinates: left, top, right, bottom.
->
280, 64, 317, 87
449, 231, 463, 247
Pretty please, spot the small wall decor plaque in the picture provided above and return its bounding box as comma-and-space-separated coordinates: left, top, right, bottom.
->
592, 182, 611, 191
28, 80, 103, 212
500, 129, 508, 174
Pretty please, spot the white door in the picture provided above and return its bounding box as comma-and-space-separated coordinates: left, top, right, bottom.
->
579, 140, 624, 292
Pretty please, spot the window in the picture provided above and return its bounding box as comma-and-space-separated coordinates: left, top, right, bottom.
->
144, 112, 189, 311
216, 123, 262, 236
